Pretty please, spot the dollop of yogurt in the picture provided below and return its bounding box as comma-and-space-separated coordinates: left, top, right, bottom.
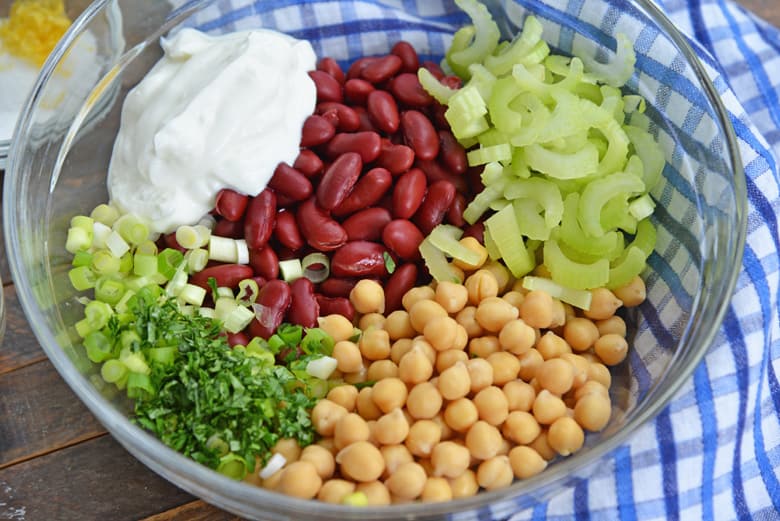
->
107, 28, 317, 233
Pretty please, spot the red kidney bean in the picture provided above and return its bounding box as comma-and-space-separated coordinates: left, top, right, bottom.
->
317, 151, 363, 210
320, 108, 340, 129
249, 246, 279, 280
421, 60, 445, 80
392, 167, 427, 219
288, 278, 320, 328
300, 114, 336, 147
463, 221, 485, 243
446, 192, 468, 228
274, 210, 304, 251
344, 78, 375, 105
227, 331, 250, 347
376, 143, 415, 175
382, 219, 424, 260
414, 179, 456, 235
190, 263, 254, 290
309, 70, 343, 103
438, 129, 468, 175
384, 263, 419, 313
354, 106, 378, 132
361, 54, 403, 84
214, 189, 248, 222
366, 90, 400, 134
331, 240, 389, 278
391, 41, 420, 73
213, 217, 245, 239
319, 277, 358, 298
315, 295, 355, 322
316, 102, 361, 132
427, 102, 449, 130
268, 163, 313, 202
332, 167, 393, 217
390, 73, 434, 108
441, 75, 463, 90
342, 207, 392, 242
293, 149, 324, 178
317, 57, 345, 84
347, 57, 378, 80
324, 131, 382, 163
415, 158, 468, 193
244, 189, 276, 250
251, 276, 268, 290
401, 110, 440, 161
248, 279, 292, 339
297, 197, 348, 251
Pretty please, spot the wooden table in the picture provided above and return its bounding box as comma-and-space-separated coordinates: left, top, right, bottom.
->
0, 1, 776, 519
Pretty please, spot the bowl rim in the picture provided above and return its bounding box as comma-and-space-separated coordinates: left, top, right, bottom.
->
3, 0, 748, 518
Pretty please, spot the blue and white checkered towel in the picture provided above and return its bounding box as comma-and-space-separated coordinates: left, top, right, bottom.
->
188, 0, 780, 518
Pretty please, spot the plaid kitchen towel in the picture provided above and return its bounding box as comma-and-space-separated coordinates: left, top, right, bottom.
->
186, 0, 780, 519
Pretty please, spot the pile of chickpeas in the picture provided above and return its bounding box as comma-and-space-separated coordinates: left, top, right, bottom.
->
245, 237, 647, 504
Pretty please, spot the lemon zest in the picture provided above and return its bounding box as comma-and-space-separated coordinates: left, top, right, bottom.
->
0, 0, 71, 66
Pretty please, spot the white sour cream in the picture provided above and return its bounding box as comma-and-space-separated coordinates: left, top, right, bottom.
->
107, 28, 317, 234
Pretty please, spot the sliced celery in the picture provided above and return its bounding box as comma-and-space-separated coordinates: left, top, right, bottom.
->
466, 63, 497, 101
559, 193, 621, 257
482, 227, 501, 260
607, 245, 647, 290
595, 117, 630, 175
624, 125, 664, 192
427, 224, 482, 266
418, 67, 456, 104
524, 142, 600, 180
484, 16, 547, 76
628, 218, 657, 257
578, 172, 644, 237
484, 204, 535, 277
447, 0, 500, 79
487, 76, 524, 135
279, 259, 303, 282
579, 33, 636, 88
467, 143, 512, 166
628, 193, 656, 220
600, 195, 638, 235
522, 276, 592, 310
503, 176, 563, 230
419, 238, 462, 283
445, 84, 489, 140
543, 239, 609, 290
512, 199, 549, 240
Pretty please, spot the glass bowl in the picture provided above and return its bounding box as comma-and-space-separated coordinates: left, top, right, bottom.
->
3, 0, 746, 519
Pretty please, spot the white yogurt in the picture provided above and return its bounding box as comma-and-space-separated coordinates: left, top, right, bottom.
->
107, 28, 317, 234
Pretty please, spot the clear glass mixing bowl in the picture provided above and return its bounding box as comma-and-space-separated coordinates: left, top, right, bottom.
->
3, 0, 746, 519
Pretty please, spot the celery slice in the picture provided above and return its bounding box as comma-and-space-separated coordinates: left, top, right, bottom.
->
503, 176, 563, 230
512, 199, 549, 240
482, 227, 501, 260
484, 204, 535, 277
488, 76, 524, 135
427, 224, 482, 266
467, 143, 512, 166
579, 33, 636, 88
447, 0, 500, 79
628, 218, 657, 257
578, 172, 644, 237
559, 193, 622, 257
544, 239, 609, 290
624, 125, 664, 192
418, 67, 456, 104
466, 63, 497, 101
524, 142, 600, 180
628, 193, 656, 220
484, 16, 547, 76
419, 238, 462, 283
600, 195, 638, 234
522, 276, 593, 310
595, 117, 630, 175
607, 245, 647, 290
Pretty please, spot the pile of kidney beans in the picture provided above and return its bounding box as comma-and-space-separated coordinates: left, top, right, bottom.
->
171, 41, 486, 343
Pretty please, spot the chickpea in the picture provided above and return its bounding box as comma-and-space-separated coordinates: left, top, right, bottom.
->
503, 410, 541, 444
587, 362, 612, 388
436, 349, 469, 374
366, 359, 399, 381
356, 480, 391, 506
503, 380, 536, 411
409, 299, 448, 333
421, 476, 453, 502
455, 306, 484, 338
278, 461, 322, 499
443, 397, 479, 433
359, 312, 386, 331
529, 430, 557, 461
508, 446, 548, 479
465, 420, 503, 460
375, 408, 410, 446
452, 236, 488, 271
613, 275, 646, 307
502, 290, 525, 309
453, 324, 469, 351
483, 260, 512, 293
311, 399, 348, 437
574, 392, 612, 431
468, 335, 501, 358
472, 385, 509, 425
381, 443, 414, 477
336, 441, 385, 482
438, 361, 471, 400
317, 437, 338, 455
332, 340, 363, 374
356, 387, 383, 421
360, 328, 391, 361
563, 317, 600, 352
548, 416, 584, 456
596, 315, 627, 337
499, 319, 536, 355
334, 412, 371, 450
549, 299, 567, 328
343, 363, 367, 385
317, 479, 355, 504
475, 297, 519, 332
594, 333, 628, 365
272, 438, 302, 463
390, 338, 414, 365
434, 280, 469, 314
532, 389, 567, 425
406, 382, 443, 419
449, 262, 466, 284
431, 441, 471, 478
519, 290, 555, 329
431, 413, 454, 441
423, 315, 460, 351
386, 461, 427, 500
397, 347, 433, 385
405, 419, 442, 458
384, 310, 415, 340
370, 377, 407, 413
411, 337, 437, 365
476, 455, 513, 490
536, 358, 575, 395
466, 358, 494, 393
464, 269, 499, 305
349, 279, 385, 314
486, 352, 521, 385
318, 314, 356, 343
243, 456, 264, 487
449, 469, 479, 498
584, 288, 623, 320
300, 444, 336, 480
261, 468, 284, 490
574, 380, 610, 402
536, 331, 572, 360
327, 384, 359, 412
402, 286, 435, 311
560, 353, 589, 389
517, 348, 544, 382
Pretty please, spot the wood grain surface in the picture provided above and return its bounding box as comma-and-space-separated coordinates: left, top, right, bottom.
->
0, 1, 775, 520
